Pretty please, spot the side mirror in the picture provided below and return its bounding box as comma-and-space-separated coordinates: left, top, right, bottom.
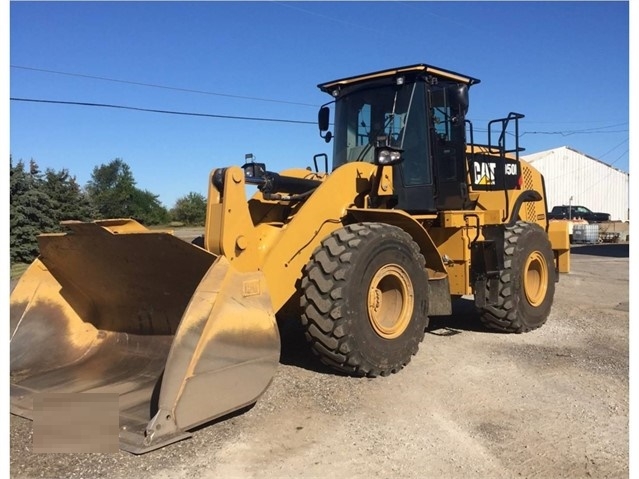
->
318, 106, 329, 131
452, 84, 469, 115
318, 106, 333, 143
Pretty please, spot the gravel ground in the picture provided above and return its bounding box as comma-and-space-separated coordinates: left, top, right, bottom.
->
10, 243, 629, 478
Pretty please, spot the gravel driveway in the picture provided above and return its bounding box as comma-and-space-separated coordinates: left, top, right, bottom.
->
10, 243, 629, 478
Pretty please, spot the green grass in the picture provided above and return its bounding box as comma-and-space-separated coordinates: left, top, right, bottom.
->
10, 263, 29, 280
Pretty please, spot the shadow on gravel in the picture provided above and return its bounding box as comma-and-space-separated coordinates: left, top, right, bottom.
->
571, 243, 629, 258
188, 403, 256, 435
276, 315, 342, 375
277, 297, 494, 374
427, 297, 491, 335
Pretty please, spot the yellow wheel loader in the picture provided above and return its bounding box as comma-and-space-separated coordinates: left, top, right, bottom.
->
10, 63, 570, 453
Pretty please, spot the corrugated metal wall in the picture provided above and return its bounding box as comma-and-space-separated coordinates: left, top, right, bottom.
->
523, 146, 629, 221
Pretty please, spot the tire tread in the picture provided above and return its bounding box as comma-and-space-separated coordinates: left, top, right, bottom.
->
301, 223, 427, 377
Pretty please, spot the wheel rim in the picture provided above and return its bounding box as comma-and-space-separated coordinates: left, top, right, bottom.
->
523, 251, 548, 307
367, 264, 414, 339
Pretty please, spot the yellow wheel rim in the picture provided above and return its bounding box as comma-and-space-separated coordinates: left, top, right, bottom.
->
523, 251, 548, 307
367, 264, 414, 339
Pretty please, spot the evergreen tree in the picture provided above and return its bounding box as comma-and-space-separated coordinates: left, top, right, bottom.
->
10, 156, 171, 264
10, 158, 57, 263
42, 168, 96, 224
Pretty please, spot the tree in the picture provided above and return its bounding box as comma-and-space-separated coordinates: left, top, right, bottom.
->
42, 168, 96, 223
85, 158, 137, 219
130, 188, 170, 225
85, 158, 169, 225
10, 158, 58, 263
171, 192, 207, 225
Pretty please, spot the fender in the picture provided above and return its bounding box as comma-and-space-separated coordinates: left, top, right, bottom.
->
345, 207, 451, 316
507, 189, 543, 227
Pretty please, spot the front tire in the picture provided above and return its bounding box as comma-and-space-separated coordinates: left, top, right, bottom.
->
300, 223, 430, 377
480, 222, 555, 333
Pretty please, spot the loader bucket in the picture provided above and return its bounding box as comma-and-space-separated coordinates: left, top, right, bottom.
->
10, 220, 281, 453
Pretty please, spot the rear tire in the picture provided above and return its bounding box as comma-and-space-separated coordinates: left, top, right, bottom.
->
480, 221, 555, 333
300, 223, 430, 377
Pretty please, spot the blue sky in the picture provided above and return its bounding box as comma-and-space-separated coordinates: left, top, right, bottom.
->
9, 1, 630, 209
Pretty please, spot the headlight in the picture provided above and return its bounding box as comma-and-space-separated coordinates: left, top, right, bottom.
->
242, 162, 266, 179
374, 147, 403, 166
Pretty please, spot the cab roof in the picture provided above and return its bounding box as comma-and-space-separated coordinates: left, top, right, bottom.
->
317, 63, 480, 93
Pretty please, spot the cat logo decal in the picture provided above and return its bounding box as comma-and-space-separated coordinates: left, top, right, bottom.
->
473, 161, 496, 185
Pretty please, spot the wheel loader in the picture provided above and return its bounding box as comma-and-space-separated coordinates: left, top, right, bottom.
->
9, 63, 570, 453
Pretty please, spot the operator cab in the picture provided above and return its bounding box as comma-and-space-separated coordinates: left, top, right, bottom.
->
318, 64, 479, 213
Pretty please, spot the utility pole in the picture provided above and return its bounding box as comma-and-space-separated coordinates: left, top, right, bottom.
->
569, 196, 573, 220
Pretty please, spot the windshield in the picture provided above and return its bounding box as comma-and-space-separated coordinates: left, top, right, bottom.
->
332, 83, 417, 169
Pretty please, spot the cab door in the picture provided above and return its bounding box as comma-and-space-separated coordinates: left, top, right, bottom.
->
428, 84, 469, 211
392, 82, 436, 213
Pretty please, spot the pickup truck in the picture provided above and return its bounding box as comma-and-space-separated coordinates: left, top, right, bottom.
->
547, 205, 611, 223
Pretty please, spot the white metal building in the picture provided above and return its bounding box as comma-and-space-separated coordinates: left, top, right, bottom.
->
522, 146, 629, 221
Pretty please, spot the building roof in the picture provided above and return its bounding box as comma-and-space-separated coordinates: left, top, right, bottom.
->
523, 146, 629, 176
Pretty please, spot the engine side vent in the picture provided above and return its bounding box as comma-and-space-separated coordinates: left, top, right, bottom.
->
522, 166, 537, 222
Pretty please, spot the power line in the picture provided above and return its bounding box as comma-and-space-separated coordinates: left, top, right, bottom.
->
580, 149, 629, 193
608, 149, 629, 166
11, 96, 630, 142
598, 138, 629, 159
473, 124, 627, 137
521, 123, 628, 136
12, 65, 629, 137
11, 64, 319, 108
10, 97, 317, 125
537, 146, 628, 183
272, 1, 379, 33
